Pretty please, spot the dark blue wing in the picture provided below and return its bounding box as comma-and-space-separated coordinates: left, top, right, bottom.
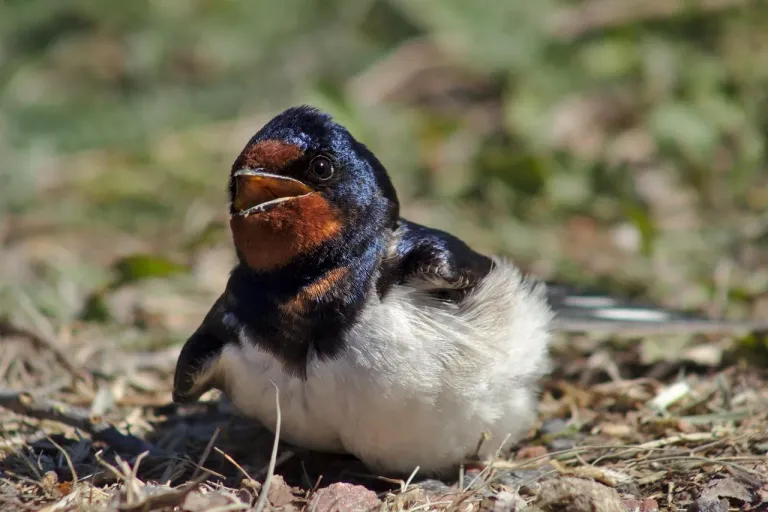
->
377, 218, 493, 302
380, 218, 759, 333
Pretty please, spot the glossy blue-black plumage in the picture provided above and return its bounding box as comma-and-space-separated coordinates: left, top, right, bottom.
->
228, 106, 399, 224
377, 219, 493, 301
174, 105, 744, 403
173, 106, 494, 399
226, 107, 401, 374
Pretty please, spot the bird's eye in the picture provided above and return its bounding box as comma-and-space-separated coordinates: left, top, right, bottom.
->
309, 156, 334, 181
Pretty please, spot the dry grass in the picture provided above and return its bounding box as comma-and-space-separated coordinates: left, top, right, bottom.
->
1, 304, 766, 511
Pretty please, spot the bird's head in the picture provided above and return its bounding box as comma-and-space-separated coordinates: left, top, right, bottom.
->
229, 106, 399, 272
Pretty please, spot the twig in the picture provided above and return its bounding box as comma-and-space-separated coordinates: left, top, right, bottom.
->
129, 451, 149, 503
206, 504, 251, 512
490, 435, 747, 472
0, 317, 91, 388
668, 481, 675, 508
636, 432, 722, 450
408, 501, 454, 512
158, 458, 181, 486
94, 450, 210, 511
403, 466, 420, 493
549, 459, 619, 487
46, 436, 78, 487
12, 446, 44, 483
162, 455, 227, 481
254, 451, 294, 479
1, 471, 45, 489
449, 434, 513, 510
590, 432, 727, 465
0, 388, 163, 457
463, 433, 512, 491
254, 382, 282, 512
214, 447, 256, 485
629, 455, 766, 477
116, 455, 142, 505
192, 426, 221, 481
94, 450, 132, 484
305, 474, 323, 507
690, 433, 749, 454
117, 475, 209, 512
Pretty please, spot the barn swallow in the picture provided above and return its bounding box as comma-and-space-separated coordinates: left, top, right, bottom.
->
173, 106, 743, 475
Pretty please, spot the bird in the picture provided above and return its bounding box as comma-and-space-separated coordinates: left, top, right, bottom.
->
172, 105, 741, 476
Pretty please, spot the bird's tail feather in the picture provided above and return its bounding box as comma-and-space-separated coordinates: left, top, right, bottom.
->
545, 283, 766, 334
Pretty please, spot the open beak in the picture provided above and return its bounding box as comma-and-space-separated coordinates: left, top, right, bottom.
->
232, 169, 313, 215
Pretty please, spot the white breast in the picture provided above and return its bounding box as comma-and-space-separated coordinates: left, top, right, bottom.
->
214, 259, 553, 475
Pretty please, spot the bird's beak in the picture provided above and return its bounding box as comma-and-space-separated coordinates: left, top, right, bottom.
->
232, 169, 313, 215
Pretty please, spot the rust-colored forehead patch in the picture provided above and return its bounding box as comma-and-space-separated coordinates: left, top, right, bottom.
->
235, 140, 304, 171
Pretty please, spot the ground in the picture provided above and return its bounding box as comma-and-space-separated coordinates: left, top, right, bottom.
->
0, 274, 766, 511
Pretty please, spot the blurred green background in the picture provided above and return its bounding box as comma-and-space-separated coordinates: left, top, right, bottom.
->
2, 0, 767, 345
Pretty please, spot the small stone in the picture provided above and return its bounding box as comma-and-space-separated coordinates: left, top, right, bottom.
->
534, 477, 624, 512
236, 487, 255, 506
183, 491, 233, 512
266, 474, 296, 508
494, 490, 529, 511
309, 483, 381, 512
417, 479, 451, 493
540, 419, 569, 435
497, 469, 548, 488
516, 445, 548, 460
548, 438, 576, 451
623, 497, 659, 512
41, 471, 59, 495
686, 497, 728, 512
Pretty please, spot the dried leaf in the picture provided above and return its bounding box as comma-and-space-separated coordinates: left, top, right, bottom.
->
702, 477, 756, 504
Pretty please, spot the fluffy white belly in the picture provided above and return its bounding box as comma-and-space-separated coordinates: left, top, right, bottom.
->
214, 260, 553, 475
